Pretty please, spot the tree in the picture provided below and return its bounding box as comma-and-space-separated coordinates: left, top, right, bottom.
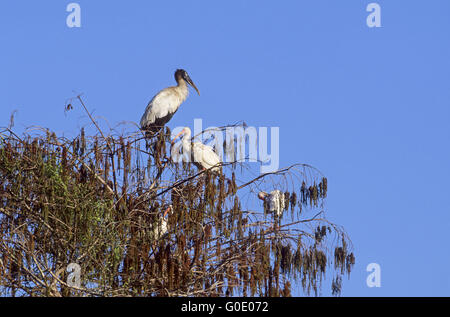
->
0, 97, 354, 297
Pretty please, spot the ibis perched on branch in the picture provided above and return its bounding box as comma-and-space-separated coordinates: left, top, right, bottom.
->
171, 127, 221, 173
151, 205, 173, 241
258, 190, 285, 218
140, 69, 200, 136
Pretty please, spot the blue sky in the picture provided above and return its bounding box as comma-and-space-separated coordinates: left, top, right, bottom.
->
1, 0, 450, 296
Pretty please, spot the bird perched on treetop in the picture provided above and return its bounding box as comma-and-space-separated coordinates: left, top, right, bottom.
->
258, 190, 285, 218
140, 69, 200, 137
258, 190, 285, 231
171, 127, 221, 173
151, 205, 173, 242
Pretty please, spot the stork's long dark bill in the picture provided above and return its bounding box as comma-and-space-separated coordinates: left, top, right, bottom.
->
185, 76, 200, 95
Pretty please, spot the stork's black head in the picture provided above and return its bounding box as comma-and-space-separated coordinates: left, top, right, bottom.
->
174, 69, 188, 81
175, 69, 200, 95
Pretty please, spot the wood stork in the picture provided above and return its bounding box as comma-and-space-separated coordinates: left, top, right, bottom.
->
151, 205, 173, 241
171, 127, 221, 173
258, 190, 285, 218
140, 69, 200, 136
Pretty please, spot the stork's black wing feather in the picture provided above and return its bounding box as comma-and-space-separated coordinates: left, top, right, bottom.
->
141, 109, 178, 137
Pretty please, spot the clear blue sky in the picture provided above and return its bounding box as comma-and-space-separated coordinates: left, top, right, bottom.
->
1, 0, 450, 296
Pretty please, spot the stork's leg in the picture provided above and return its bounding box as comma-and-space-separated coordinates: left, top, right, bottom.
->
270, 220, 280, 232
270, 222, 276, 232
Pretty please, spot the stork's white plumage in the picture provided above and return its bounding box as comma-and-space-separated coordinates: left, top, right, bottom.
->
258, 190, 285, 217
151, 205, 172, 241
171, 127, 221, 173
140, 69, 200, 135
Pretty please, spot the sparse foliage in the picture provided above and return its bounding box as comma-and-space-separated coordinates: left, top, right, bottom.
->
0, 97, 354, 296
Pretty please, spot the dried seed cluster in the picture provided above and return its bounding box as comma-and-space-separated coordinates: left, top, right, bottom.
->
0, 126, 353, 297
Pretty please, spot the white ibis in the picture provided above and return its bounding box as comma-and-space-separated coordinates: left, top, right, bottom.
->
258, 190, 285, 218
151, 205, 173, 241
171, 127, 221, 173
140, 69, 200, 135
